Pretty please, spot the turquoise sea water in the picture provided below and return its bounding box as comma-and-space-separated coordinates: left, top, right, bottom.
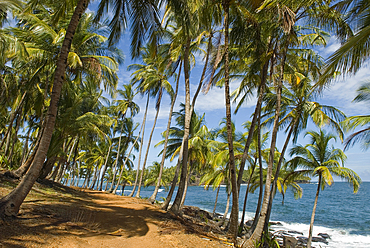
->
119, 182, 370, 248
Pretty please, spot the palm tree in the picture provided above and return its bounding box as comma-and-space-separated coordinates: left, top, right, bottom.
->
0, 0, 159, 217
0, 0, 89, 217
108, 84, 139, 192
320, 0, 370, 84
289, 130, 361, 248
342, 82, 370, 150
130, 47, 174, 197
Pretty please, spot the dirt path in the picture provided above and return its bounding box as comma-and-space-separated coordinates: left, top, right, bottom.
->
0, 180, 229, 248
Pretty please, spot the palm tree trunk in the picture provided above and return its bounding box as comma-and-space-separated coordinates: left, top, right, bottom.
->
98, 142, 112, 191
180, 161, 194, 209
307, 175, 321, 248
220, 186, 231, 227
161, 145, 183, 210
68, 139, 80, 185
213, 185, 221, 216
223, 2, 238, 241
4, 126, 42, 179
113, 131, 141, 194
135, 90, 162, 197
109, 121, 125, 192
7, 113, 21, 167
20, 125, 32, 165
240, 157, 257, 232
236, 63, 268, 192
148, 62, 182, 203
162, 33, 207, 208
244, 44, 286, 248
169, 37, 192, 214
0, 0, 88, 217
0, 92, 26, 152
129, 94, 149, 197
250, 114, 264, 233
263, 123, 295, 232
89, 166, 99, 189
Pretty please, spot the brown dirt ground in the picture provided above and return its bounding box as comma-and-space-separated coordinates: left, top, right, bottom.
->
0, 177, 231, 248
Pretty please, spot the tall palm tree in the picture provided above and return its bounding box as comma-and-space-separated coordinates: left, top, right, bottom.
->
0, 0, 159, 217
108, 84, 139, 192
289, 130, 361, 248
130, 47, 174, 197
0, 0, 89, 217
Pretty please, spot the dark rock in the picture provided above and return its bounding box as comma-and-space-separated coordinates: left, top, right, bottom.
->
297, 236, 308, 244
312, 236, 329, 245
288, 230, 304, 235
182, 206, 212, 220
318, 233, 331, 239
269, 221, 283, 226
283, 236, 297, 248
245, 220, 253, 227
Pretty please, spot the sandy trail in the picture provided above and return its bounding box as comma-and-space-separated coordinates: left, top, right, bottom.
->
0, 183, 228, 248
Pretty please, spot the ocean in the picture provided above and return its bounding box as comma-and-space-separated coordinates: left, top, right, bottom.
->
120, 182, 370, 248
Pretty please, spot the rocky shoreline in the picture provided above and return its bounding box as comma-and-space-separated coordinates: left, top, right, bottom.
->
181, 205, 331, 248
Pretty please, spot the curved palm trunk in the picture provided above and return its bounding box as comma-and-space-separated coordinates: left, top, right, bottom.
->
7, 113, 21, 167
161, 144, 183, 210
180, 161, 194, 209
98, 143, 112, 191
244, 45, 286, 248
4, 128, 42, 179
0, 0, 88, 217
88, 166, 99, 189
0, 92, 26, 151
20, 125, 32, 165
307, 175, 321, 248
219, 185, 231, 227
213, 185, 221, 216
108, 121, 125, 192
129, 94, 149, 197
223, 3, 238, 241
236, 63, 268, 192
263, 123, 295, 232
135, 90, 162, 197
113, 131, 141, 194
65, 139, 79, 184
111, 128, 132, 192
169, 38, 192, 214
240, 157, 257, 231
251, 115, 264, 233
162, 34, 207, 208
149, 63, 181, 203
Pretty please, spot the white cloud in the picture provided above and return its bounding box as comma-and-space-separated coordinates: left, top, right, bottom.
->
322, 66, 370, 115
194, 80, 257, 112
316, 37, 341, 58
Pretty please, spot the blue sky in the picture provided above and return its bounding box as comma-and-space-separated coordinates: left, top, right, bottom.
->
87, 3, 370, 182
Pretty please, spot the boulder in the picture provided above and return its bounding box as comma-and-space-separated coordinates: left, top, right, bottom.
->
288, 230, 304, 235
269, 221, 283, 226
297, 236, 308, 244
312, 236, 329, 245
318, 233, 331, 239
283, 236, 298, 248
245, 219, 254, 227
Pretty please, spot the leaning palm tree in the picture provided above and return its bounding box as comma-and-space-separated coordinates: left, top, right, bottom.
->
0, 0, 159, 217
289, 130, 361, 248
